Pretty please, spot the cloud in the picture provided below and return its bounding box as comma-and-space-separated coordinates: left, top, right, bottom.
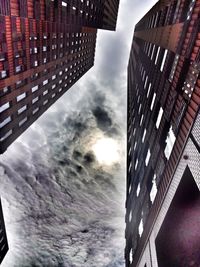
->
0, 86, 125, 267
83, 152, 95, 165
92, 106, 112, 131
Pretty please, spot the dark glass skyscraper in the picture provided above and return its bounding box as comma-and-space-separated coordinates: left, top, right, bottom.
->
0, 0, 120, 153
0, 199, 8, 264
126, 1, 200, 266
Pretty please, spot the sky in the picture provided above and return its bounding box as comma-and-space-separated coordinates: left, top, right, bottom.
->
0, 1, 157, 266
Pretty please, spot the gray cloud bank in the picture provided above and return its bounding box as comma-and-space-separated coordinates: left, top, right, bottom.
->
0, 89, 125, 267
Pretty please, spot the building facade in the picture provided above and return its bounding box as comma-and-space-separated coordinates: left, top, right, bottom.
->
0, 0, 120, 153
126, 0, 200, 266
0, 199, 8, 264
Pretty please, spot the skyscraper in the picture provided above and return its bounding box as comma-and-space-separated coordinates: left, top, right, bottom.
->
0, 199, 8, 264
126, 1, 200, 266
0, 0, 120, 153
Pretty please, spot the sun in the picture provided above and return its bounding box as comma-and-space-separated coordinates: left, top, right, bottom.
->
92, 138, 120, 166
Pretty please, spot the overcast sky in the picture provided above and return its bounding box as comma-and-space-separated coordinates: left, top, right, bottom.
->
0, 1, 157, 266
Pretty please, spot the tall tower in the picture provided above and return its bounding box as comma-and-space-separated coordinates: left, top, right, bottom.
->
0, 0, 120, 153
0, 199, 8, 264
126, 1, 200, 266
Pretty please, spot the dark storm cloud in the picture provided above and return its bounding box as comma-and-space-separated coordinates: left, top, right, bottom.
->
63, 115, 89, 141
73, 150, 83, 160
88, 90, 121, 136
106, 126, 120, 137
83, 151, 95, 165
92, 106, 112, 131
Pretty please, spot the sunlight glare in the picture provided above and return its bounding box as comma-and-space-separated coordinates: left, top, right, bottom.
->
92, 138, 120, 166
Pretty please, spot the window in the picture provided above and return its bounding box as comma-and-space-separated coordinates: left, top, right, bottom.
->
134, 141, 137, 151
135, 158, 138, 170
0, 53, 5, 61
138, 103, 142, 113
128, 146, 132, 156
156, 107, 164, 128
16, 65, 22, 73
0, 130, 12, 142
147, 83, 152, 98
18, 105, 27, 114
136, 183, 141, 197
155, 47, 160, 65
154, 12, 159, 27
128, 134, 132, 144
150, 175, 157, 203
133, 128, 136, 137
183, 80, 195, 99
186, 0, 195, 20
144, 76, 148, 89
0, 116, 11, 128
128, 182, 132, 195
139, 217, 144, 237
151, 14, 155, 28
19, 117, 27, 127
160, 49, 168, 72
16, 80, 23, 87
148, 17, 152, 28
137, 95, 141, 104
32, 96, 39, 104
151, 44, 155, 60
129, 210, 132, 222
169, 54, 179, 82
62, 1, 67, 7
142, 70, 146, 81
140, 114, 144, 126
43, 79, 48, 86
17, 92, 27, 102
33, 107, 39, 114
142, 129, 147, 143
1, 87, 9, 96
129, 249, 133, 264
150, 93, 156, 110
32, 85, 38, 92
43, 90, 48, 96
0, 102, 10, 113
34, 60, 38, 67
128, 162, 132, 173
145, 149, 151, 166
164, 126, 176, 159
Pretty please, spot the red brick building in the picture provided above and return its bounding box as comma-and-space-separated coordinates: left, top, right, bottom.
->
126, 1, 200, 266
0, 0, 120, 153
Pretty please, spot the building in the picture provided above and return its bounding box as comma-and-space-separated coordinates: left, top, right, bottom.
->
0, 199, 8, 264
0, 0, 120, 153
126, 0, 200, 266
